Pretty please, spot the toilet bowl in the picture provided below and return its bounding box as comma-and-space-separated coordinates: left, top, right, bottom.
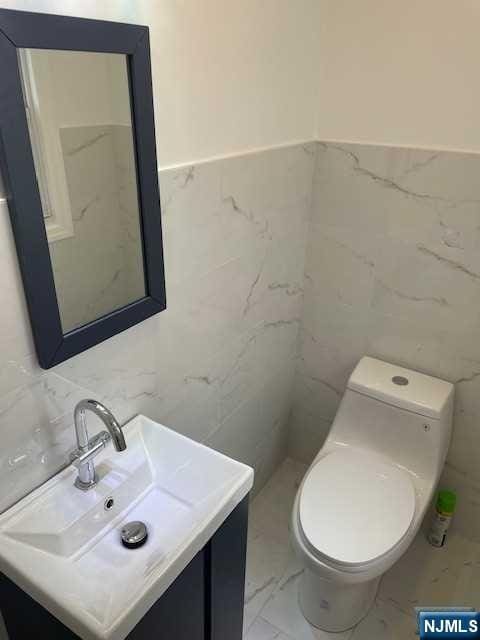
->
291, 356, 454, 632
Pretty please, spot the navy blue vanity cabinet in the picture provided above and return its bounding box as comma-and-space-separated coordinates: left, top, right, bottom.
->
0, 496, 249, 640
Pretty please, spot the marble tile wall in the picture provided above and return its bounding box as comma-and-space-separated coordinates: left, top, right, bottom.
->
290, 141, 480, 540
0, 142, 315, 513
50, 124, 144, 332
3, 136, 480, 539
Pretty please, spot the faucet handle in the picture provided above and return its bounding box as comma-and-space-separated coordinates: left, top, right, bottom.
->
70, 431, 111, 469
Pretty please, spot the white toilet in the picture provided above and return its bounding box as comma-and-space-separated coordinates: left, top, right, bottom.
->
291, 356, 454, 632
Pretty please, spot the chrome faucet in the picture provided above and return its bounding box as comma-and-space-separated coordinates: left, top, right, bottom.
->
70, 399, 126, 490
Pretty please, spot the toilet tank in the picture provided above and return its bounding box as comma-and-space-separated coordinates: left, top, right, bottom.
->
327, 357, 454, 480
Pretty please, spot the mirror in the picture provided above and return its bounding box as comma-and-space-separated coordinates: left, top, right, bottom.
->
0, 9, 166, 368
19, 49, 146, 333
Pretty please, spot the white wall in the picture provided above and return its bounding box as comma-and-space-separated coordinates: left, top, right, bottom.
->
0, 0, 320, 168
5, 1, 480, 161
316, 0, 480, 153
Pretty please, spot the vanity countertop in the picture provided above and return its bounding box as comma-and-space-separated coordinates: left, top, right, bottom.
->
0, 415, 253, 640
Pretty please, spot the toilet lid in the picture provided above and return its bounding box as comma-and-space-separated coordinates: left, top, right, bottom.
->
299, 449, 415, 566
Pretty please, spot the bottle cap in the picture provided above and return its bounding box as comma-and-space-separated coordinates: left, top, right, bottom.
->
436, 489, 456, 515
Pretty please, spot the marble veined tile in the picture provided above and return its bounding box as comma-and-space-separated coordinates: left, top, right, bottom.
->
244, 528, 292, 633
52, 125, 144, 332
292, 139, 480, 506
249, 458, 307, 548
246, 455, 480, 640
159, 144, 313, 291
0, 142, 311, 518
0, 371, 97, 512
221, 143, 316, 216
245, 617, 292, 640
379, 530, 480, 614
160, 160, 256, 289
244, 458, 307, 634
0, 203, 35, 378
54, 316, 158, 423
350, 600, 416, 640
260, 555, 352, 640
287, 407, 331, 465
155, 241, 302, 405
439, 464, 480, 543
304, 229, 376, 312
253, 416, 290, 497
445, 411, 480, 491
207, 369, 291, 472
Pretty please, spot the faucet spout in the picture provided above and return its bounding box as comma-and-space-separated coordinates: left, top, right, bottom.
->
72, 399, 126, 490
75, 399, 126, 451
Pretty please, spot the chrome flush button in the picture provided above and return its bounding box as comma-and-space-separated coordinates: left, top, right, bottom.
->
121, 521, 148, 549
392, 375, 409, 386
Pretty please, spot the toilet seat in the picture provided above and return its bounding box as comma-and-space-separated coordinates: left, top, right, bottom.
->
299, 448, 415, 567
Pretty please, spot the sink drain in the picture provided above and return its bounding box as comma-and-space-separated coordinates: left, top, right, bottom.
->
121, 521, 148, 549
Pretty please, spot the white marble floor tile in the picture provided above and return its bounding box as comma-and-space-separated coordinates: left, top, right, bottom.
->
249, 457, 307, 547
245, 617, 293, 640
246, 456, 480, 640
244, 583, 279, 635
379, 529, 480, 614
454, 544, 480, 608
260, 556, 352, 640
244, 526, 292, 632
350, 600, 416, 640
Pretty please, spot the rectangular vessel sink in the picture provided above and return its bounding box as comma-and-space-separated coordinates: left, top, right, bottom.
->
0, 415, 253, 640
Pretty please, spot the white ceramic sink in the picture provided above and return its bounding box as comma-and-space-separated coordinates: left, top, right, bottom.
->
0, 415, 253, 640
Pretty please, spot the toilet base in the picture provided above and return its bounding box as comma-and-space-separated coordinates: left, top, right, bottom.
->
298, 569, 380, 632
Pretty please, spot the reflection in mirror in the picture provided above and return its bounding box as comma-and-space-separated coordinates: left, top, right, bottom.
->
18, 49, 145, 333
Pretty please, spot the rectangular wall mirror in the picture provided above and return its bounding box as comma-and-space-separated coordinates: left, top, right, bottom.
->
0, 9, 166, 369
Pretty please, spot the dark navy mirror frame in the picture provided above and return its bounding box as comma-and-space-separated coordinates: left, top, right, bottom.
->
0, 9, 166, 369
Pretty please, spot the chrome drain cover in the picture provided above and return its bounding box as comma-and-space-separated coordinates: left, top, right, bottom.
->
121, 521, 148, 549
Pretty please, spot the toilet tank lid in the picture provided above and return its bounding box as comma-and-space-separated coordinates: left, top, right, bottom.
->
347, 357, 454, 420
